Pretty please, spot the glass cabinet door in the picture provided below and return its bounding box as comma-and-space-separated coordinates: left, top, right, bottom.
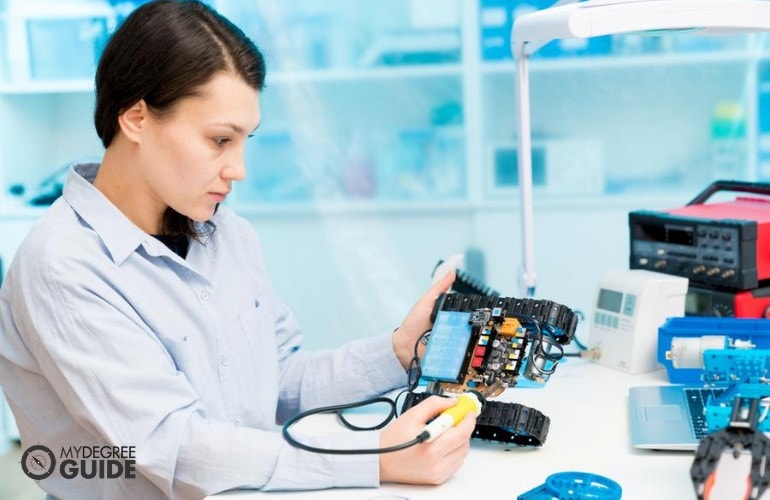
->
214, 0, 466, 207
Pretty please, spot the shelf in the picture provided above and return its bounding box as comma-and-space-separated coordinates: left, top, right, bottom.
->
266, 64, 464, 84
0, 65, 463, 96
0, 187, 742, 223
0, 49, 757, 95
229, 198, 474, 217
479, 190, 698, 211
225, 190, 698, 217
481, 49, 762, 75
0, 79, 94, 95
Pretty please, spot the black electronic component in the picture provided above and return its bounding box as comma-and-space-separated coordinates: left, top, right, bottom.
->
433, 259, 500, 297
421, 308, 532, 395
401, 391, 550, 447
691, 396, 770, 499
407, 292, 579, 447
474, 400, 549, 446
629, 180, 770, 291
425, 294, 577, 395
686, 283, 770, 319
431, 292, 578, 344
283, 287, 577, 454
469, 311, 528, 389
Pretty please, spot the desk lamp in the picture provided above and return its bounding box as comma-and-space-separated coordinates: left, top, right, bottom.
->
512, 0, 770, 297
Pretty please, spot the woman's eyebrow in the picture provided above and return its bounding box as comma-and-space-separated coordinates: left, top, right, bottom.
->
210, 122, 260, 134
211, 122, 245, 134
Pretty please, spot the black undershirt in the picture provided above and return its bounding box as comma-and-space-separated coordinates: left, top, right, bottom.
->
152, 233, 190, 259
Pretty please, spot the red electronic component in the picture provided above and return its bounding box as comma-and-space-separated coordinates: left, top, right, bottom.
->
687, 284, 770, 319
630, 181, 770, 291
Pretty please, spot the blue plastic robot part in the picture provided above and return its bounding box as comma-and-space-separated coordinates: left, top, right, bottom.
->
518, 471, 622, 500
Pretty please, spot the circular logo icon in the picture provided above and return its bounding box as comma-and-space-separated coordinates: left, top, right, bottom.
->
21, 444, 56, 480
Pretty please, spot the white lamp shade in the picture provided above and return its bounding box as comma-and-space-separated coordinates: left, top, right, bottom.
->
514, 0, 770, 45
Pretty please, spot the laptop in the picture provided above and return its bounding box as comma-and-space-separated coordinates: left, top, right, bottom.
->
628, 385, 726, 450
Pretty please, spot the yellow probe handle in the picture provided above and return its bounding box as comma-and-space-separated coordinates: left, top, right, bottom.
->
420, 392, 484, 442
443, 393, 483, 425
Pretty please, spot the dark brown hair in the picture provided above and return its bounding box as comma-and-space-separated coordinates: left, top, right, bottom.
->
94, 0, 266, 237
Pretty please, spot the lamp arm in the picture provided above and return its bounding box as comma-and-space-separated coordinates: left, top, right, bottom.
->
514, 40, 537, 298
524, 0, 581, 56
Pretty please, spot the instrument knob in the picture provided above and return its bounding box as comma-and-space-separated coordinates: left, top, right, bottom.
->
721, 269, 735, 279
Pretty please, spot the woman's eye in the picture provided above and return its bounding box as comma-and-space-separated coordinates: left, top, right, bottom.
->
213, 137, 231, 147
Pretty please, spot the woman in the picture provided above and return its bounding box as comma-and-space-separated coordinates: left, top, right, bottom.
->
0, 1, 475, 499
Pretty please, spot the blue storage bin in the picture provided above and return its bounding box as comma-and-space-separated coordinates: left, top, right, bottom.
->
657, 316, 770, 384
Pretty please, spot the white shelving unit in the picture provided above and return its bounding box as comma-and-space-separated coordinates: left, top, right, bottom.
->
0, 0, 766, 326
0, 0, 769, 452
1, 3, 766, 212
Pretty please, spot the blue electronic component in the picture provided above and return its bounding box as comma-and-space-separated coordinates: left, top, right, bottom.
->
702, 350, 770, 433
658, 316, 770, 384
658, 317, 770, 435
518, 471, 622, 500
421, 311, 473, 383
692, 359, 770, 499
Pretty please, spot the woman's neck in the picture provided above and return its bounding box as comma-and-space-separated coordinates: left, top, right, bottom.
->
94, 143, 166, 234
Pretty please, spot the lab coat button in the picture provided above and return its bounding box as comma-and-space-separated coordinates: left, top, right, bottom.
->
201, 290, 211, 301
220, 356, 229, 366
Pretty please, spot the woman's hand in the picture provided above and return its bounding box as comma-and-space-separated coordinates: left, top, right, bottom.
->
379, 395, 475, 485
392, 270, 455, 369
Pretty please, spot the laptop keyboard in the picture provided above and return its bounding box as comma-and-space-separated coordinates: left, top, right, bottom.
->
684, 387, 726, 439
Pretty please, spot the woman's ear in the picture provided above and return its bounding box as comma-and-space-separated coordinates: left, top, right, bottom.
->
116, 100, 148, 144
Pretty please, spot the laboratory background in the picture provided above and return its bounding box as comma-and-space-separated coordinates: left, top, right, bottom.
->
1, 0, 769, 477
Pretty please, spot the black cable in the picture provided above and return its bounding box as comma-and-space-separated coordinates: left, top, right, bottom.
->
282, 397, 429, 454
282, 329, 434, 454
518, 317, 564, 380
571, 310, 589, 351
393, 389, 411, 417
407, 329, 432, 392
539, 330, 564, 376
336, 398, 396, 431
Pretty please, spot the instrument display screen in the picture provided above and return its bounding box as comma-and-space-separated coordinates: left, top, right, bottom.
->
685, 289, 710, 315
597, 289, 623, 313
633, 222, 695, 246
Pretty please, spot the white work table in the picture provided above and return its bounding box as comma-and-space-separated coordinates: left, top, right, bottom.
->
215, 358, 696, 500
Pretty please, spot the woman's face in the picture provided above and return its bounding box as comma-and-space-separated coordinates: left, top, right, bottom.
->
140, 72, 260, 224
